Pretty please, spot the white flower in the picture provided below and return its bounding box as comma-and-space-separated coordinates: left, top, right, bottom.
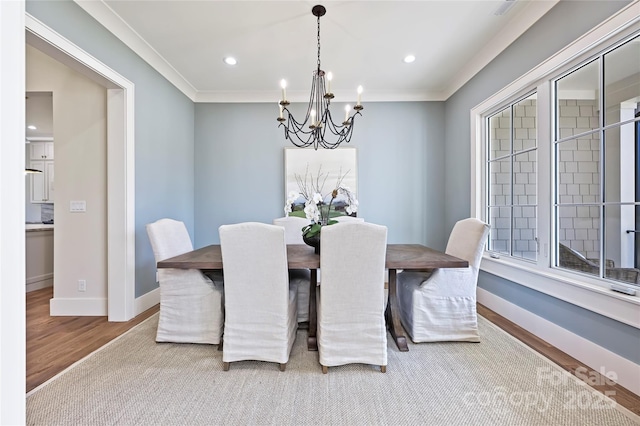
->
284, 191, 301, 216
345, 199, 359, 215
304, 201, 320, 222
312, 192, 323, 205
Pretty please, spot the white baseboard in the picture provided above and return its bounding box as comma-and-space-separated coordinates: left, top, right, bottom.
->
50, 297, 107, 316
478, 287, 640, 396
26, 273, 53, 293
48, 288, 159, 319
26, 272, 53, 285
135, 287, 159, 316
26, 281, 53, 293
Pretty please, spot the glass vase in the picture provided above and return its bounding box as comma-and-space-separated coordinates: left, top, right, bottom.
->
319, 204, 331, 226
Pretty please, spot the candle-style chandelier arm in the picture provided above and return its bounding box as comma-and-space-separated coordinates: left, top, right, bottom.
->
278, 104, 362, 150
276, 4, 363, 150
280, 108, 315, 148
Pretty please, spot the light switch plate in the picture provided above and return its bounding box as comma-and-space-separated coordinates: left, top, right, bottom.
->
70, 200, 86, 212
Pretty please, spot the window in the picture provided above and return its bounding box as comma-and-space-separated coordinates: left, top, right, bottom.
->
473, 5, 640, 312
487, 94, 538, 261
554, 36, 640, 287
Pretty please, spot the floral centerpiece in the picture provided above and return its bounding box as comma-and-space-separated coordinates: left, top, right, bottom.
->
284, 165, 358, 251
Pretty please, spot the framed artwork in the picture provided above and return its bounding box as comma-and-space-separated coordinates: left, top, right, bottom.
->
284, 147, 357, 216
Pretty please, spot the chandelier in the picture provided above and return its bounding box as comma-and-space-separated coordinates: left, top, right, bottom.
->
277, 5, 363, 150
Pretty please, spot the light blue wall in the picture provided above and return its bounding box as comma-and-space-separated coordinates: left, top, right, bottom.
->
26, 0, 195, 296
443, 0, 638, 362
194, 101, 447, 248
480, 272, 640, 364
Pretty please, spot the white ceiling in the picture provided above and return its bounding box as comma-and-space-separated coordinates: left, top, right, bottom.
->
25, 92, 53, 140
74, 0, 559, 103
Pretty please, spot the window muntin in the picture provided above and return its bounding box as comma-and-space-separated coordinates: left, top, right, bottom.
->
487, 93, 538, 261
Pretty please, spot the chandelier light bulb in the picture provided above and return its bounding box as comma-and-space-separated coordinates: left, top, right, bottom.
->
310, 109, 316, 126
356, 86, 363, 106
280, 79, 287, 101
327, 71, 333, 94
344, 105, 350, 122
278, 103, 283, 119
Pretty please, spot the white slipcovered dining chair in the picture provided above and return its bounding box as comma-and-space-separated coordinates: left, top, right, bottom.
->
146, 218, 224, 345
273, 216, 312, 323
396, 218, 490, 343
273, 216, 309, 245
219, 222, 298, 371
332, 215, 364, 223
317, 221, 388, 373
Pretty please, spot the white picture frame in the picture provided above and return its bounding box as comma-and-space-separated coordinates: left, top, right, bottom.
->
284, 147, 357, 215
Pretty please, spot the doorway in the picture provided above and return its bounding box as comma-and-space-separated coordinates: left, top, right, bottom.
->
26, 15, 135, 321
25, 92, 54, 293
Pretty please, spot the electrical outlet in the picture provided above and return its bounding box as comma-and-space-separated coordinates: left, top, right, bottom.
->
78, 279, 86, 292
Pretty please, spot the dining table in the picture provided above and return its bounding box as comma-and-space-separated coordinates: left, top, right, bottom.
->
157, 243, 468, 352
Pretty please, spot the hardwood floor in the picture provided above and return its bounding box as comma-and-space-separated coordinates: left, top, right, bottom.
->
26, 288, 639, 416
478, 304, 640, 416
26, 287, 158, 393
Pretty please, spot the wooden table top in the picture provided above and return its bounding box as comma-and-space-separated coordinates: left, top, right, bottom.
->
157, 243, 468, 270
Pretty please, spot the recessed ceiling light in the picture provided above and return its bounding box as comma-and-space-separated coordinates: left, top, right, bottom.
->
403, 55, 416, 64
27, 125, 37, 130
223, 57, 237, 66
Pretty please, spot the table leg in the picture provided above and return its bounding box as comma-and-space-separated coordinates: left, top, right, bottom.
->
307, 269, 318, 351
386, 268, 409, 352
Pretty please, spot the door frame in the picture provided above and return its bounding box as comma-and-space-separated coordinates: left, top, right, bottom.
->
26, 14, 136, 321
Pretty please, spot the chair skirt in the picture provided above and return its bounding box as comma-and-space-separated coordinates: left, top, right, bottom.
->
397, 270, 480, 343
222, 285, 298, 364
156, 269, 224, 344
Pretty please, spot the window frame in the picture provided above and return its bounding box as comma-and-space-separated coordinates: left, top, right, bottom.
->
485, 91, 539, 262
551, 40, 640, 284
470, 5, 640, 329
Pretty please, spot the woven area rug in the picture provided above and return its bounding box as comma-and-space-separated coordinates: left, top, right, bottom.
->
27, 314, 639, 425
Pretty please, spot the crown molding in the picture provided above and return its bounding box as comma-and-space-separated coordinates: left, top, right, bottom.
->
442, 0, 560, 100
74, 0, 197, 101
74, 0, 559, 104
194, 89, 449, 103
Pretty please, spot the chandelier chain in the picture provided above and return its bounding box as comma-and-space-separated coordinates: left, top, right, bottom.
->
317, 15, 321, 72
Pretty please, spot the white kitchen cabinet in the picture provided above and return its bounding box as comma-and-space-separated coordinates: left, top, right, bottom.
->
30, 160, 54, 203
28, 141, 54, 203
26, 227, 54, 292
29, 141, 54, 160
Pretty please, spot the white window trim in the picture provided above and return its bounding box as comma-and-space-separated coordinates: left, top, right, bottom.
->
471, 3, 640, 330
